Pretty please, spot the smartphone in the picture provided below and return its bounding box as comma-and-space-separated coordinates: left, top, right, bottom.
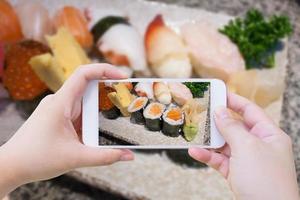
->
82, 78, 226, 149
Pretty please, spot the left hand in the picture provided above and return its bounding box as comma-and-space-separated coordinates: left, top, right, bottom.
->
0, 64, 134, 198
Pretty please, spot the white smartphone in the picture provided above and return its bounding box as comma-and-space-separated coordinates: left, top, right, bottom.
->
82, 79, 226, 149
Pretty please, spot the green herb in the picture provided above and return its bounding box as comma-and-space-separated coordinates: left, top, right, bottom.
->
184, 82, 209, 98
219, 9, 292, 69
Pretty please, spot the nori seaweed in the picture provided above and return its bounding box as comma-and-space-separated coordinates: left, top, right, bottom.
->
145, 118, 161, 131
130, 110, 145, 125
102, 106, 121, 119
162, 121, 181, 137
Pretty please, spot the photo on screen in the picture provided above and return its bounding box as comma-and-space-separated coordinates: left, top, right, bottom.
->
98, 81, 210, 146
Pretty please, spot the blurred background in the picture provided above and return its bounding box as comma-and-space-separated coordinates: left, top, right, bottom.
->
1, 0, 300, 199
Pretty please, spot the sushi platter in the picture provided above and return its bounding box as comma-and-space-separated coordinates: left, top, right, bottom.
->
0, 0, 290, 137
99, 81, 211, 145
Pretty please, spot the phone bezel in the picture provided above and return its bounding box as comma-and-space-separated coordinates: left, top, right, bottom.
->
83, 78, 226, 149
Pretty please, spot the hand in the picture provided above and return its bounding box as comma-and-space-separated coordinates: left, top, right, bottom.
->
0, 64, 134, 198
189, 92, 299, 200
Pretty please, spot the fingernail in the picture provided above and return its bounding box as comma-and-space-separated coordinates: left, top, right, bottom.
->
120, 150, 134, 161
214, 106, 230, 120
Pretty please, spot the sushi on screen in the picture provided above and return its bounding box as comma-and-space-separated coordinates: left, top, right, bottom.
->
98, 81, 210, 142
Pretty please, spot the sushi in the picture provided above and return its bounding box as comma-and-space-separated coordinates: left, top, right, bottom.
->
53, 6, 93, 49
144, 15, 192, 78
134, 82, 154, 99
99, 83, 120, 119
107, 83, 134, 117
128, 97, 148, 124
180, 21, 245, 81
153, 82, 172, 105
143, 102, 165, 131
15, 1, 54, 44
168, 82, 193, 106
91, 16, 149, 76
162, 106, 184, 137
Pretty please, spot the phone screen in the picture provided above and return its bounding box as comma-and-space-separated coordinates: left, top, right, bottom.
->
98, 80, 211, 146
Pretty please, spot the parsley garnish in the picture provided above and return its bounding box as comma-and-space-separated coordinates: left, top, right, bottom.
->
184, 82, 210, 98
219, 9, 292, 69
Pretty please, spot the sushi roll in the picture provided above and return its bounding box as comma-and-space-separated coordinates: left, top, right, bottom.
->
102, 106, 121, 119
128, 97, 148, 124
143, 102, 165, 131
162, 107, 184, 137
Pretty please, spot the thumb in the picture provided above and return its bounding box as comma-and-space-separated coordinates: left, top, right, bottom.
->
78, 147, 134, 167
214, 106, 253, 150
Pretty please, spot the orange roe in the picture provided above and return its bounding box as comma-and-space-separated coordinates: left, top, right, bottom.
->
134, 98, 144, 109
99, 83, 115, 111
150, 104, 161, 115
167, 108, 181, 121
3, 40, 50, 100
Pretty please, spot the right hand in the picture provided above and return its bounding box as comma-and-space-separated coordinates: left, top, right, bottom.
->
189, 92, 299, 200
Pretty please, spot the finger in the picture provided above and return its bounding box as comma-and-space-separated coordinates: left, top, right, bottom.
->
188, 148, 229, 177
56, 63, 127, 104
227, 92, 274, 129
214, 106, 254, 150
56, 64, 127, 119
78, 147, 134, 167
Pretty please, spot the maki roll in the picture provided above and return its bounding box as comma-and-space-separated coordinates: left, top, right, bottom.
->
143, 102, 165, 131
162, 107, 184, 137
128, 97, 148, 124
99, 83, 120, 119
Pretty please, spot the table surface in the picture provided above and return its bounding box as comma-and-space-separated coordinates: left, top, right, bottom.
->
1, 0, 300, 199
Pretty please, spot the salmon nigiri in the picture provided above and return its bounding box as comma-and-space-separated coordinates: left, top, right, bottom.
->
145, 15, 192, 78
0, 0, 23, 43
54, 6, 93, 49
